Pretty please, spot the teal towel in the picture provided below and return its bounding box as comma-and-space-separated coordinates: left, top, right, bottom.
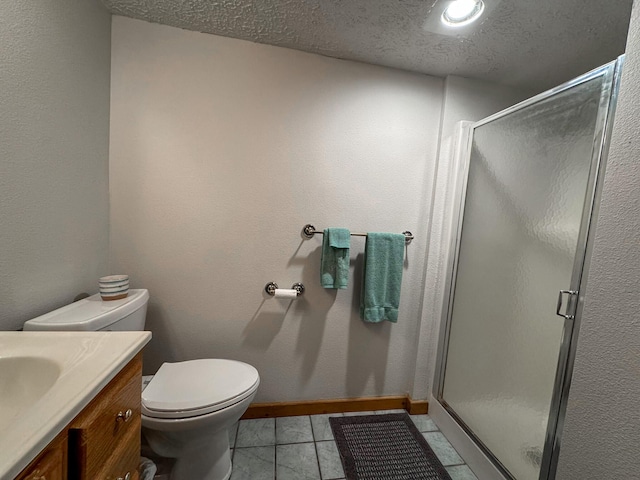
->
360, 233, 405, 323
321, 228, 351, 289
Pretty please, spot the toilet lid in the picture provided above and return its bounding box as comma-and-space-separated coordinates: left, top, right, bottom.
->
142, 359, 259, 419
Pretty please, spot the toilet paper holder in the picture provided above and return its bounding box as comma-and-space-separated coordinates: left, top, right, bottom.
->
265, 282, 305, 297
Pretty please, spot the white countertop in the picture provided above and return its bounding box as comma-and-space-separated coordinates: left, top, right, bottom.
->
0, 331, 151, 480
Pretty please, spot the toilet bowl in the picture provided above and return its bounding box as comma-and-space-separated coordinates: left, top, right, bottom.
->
23, 289, 260, 480
141, 359, 259, 480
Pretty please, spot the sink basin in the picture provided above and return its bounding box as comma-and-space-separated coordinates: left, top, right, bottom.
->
0, 356, 61, 432
0, 331, 151, 480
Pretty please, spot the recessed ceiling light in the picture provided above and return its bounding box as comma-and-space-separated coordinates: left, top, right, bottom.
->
442, 0, 485, 27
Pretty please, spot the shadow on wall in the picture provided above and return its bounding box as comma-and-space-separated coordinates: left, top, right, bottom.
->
241, 298, 290, 349
294, 245, 337, 385
143, 301, 182, 375
241, 245, 339, 381
238, 239, 391, 397
346, 252, 391, 397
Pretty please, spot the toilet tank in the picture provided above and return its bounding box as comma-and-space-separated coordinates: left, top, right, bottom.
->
24, 289, 149, 332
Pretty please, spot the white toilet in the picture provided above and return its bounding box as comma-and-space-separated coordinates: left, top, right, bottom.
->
24, 289, 259, 480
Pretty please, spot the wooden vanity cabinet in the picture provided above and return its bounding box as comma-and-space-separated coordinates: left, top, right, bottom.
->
68, 353, 142, 480
15, 431, 67, 480
15, 353, 143, 480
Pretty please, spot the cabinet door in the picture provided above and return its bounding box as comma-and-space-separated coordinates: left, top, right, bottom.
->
69, 354, 142, 480
91, 424, 141, 480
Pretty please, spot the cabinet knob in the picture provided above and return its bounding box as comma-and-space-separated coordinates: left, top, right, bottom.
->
116, 472, 131, 480
116, 409, 133, 423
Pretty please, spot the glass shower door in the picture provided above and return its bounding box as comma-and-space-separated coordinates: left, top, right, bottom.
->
438, 62, 618, 480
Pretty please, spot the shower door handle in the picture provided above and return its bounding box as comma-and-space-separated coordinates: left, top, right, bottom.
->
556, 290, 578, 320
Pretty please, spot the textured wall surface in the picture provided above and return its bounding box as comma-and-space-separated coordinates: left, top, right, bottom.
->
556, 3, 640, 478
102, 0, 632, 91
0, 2, 111, 330
109, 17, 443, 402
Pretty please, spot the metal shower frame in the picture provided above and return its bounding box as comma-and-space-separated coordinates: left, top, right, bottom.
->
431, 56, 625, 480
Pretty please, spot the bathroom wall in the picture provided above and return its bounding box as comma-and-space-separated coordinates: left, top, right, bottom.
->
556, 2, 640, 478
109, 16, 444, 402
0, 1, 112, 330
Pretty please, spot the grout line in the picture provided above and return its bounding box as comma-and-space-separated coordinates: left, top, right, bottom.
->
230, 422, 239, 463
232, 422, 240, 448
235, 440, 318, 449
310, 416, 324, 480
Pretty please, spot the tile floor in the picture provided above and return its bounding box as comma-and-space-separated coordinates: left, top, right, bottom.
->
228, 410, 478, 480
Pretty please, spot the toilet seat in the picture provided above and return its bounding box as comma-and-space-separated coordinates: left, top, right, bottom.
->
142, 359, 259, 419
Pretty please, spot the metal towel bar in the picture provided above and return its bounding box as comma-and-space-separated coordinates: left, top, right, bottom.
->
302, 224, 414, 245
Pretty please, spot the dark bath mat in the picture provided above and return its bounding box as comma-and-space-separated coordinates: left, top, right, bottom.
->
330, 414, 453, 480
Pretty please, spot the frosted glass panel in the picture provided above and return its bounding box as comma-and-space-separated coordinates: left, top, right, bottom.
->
442, 76, 605, 480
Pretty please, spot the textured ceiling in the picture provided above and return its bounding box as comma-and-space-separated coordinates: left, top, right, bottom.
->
101, 0, 633, 91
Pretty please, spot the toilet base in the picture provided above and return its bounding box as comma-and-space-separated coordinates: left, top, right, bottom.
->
144, 429, 231, 480
152, 429, 232, 480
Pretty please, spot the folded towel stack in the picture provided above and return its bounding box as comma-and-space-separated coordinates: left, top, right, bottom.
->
321, 228, 351, 289
360, 232, 405, 323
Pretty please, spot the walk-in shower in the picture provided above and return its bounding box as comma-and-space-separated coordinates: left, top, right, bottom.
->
432, 57, 624, 480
